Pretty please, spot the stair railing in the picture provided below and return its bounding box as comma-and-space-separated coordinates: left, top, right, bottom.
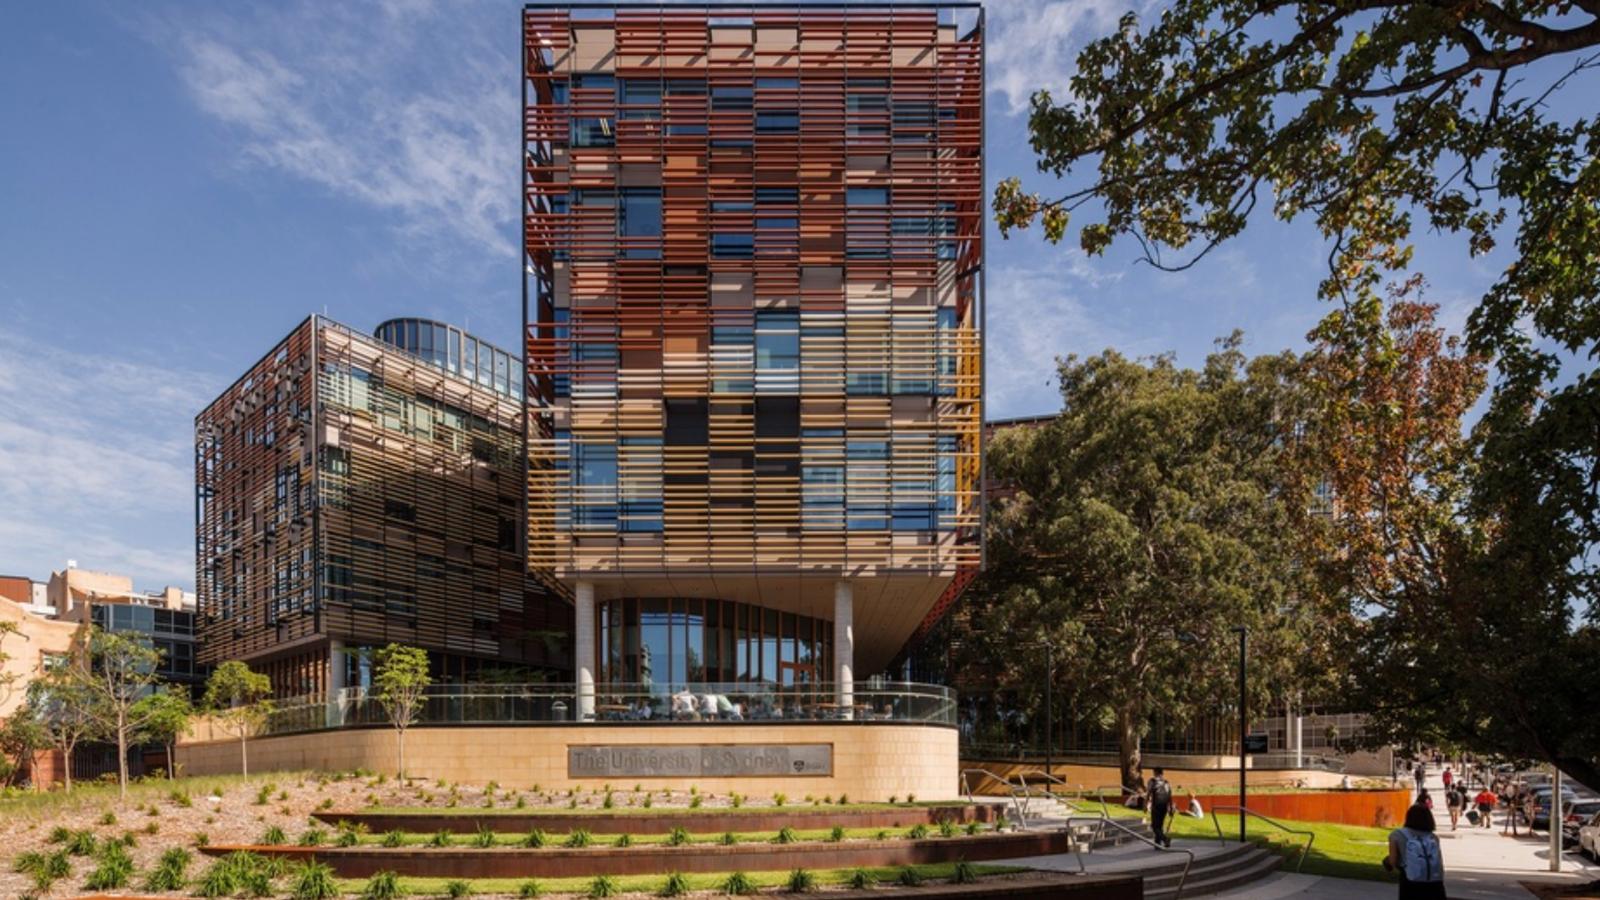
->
1206, 804, 1316, 873
1015, 770, 1110, 820
958, 768, 1028, 827
1065, 815, 1194, 900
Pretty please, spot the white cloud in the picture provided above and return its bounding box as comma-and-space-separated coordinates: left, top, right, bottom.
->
155, 1, 518, 260
0, 333, 217, 588
985, 0, 1148, 117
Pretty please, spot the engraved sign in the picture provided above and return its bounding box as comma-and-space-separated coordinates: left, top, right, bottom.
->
568, 744, 832, 778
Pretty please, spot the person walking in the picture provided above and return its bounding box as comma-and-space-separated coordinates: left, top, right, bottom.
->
1445, 783, 1464, 831
1385, 804, 1447, 899
1146, 768, 1173, 848
1414, 762, 1427, 795
1473, 785, 1497, 829
1441, 766, 1454, 792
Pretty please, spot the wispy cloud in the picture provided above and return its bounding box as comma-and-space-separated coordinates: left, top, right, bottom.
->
150, 1, 518, 261
0, 332, 217, 588
985, 0, 1147, 117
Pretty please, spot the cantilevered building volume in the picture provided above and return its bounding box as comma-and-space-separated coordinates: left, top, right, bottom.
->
522, 3, 984, 714
195, 317, 570, 697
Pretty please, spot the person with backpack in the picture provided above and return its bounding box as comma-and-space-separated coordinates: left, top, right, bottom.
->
1385, 803, 1446, 899
1444, 784, 1464, 831
1473, 786, 1496, 829
1146, 768, 1174, 848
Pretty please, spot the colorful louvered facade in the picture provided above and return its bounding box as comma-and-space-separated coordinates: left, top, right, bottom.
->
522, 3, 983, 695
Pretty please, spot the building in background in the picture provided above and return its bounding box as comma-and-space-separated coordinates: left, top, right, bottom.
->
522, 2, 984, 714
0, 574, 52, 619
195, 316, 571, 699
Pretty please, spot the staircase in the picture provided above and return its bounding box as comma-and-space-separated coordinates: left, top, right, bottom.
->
1135, 843, 1283, 900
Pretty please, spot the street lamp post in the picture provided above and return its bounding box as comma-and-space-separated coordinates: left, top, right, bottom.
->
1234, 626, 1248, 844
1043, 641, 1054, 779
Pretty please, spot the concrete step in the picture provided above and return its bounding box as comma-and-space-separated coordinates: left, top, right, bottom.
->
1141, 845, 1282, 900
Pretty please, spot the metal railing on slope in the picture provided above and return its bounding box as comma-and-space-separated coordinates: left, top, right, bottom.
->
1014, 770, 1113, 822
959, 768, 1028, 827
1207, 805, 1316, 873
1065, 815, 1194, 900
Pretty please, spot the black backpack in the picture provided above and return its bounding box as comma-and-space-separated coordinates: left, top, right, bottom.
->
1150, 777, 1172, 806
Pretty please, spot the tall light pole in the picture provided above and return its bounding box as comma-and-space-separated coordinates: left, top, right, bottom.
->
1043, 641, 1054, 779
1234, 626, 1248, 844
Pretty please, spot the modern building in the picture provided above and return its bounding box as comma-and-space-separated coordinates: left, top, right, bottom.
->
522, 2, 984, 715
194, 316, 571, 699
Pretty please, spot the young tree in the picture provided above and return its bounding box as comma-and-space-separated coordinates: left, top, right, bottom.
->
976, 338, 1332, 788
133, 689, 194, 780
203, 661, 274, 777
0, 708, 47, 789
74, 629, 164, 798
0, 621, 21, 712
372, 644, 431, 780
27, 669, 99, 792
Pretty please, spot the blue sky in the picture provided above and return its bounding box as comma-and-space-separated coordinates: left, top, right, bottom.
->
0, 0, 1515, 591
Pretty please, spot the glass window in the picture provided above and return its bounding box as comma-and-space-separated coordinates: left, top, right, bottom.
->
755, 111, 798, 134
619, 188, 662, 259
711, 86, 752, 111
571, 117, 614, 147
711, 233, 753, 258
756, 187, 797, 204
847, 187, 889, 206
756, 77, 797, 90
573, 73, 615, 91
665, 78, 706, 96
754, 310, 799, 370
620, 78, 660, 104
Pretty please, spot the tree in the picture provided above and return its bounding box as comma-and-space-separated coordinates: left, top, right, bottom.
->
133, 689, 194, 780
27, 667, 99, 792
0, 708, 46, 789
975, 339, 1332, 788
0, 620, 21, 712
203, 661, 274, 777
995, 0, 1600, 789
372, 644, 431, 780
72, 629, 165, 798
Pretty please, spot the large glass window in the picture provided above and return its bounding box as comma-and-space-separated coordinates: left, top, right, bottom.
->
619, 188, 662, 259
571, 117, 615, 147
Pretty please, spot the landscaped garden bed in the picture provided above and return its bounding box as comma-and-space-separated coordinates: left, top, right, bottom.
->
320, 803, 1000, 836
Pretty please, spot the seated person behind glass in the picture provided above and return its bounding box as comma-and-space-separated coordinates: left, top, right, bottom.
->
634, 699, 652, 720
716, 694, 741, 720
672, 689, 697, 719
700, 692, 719, 719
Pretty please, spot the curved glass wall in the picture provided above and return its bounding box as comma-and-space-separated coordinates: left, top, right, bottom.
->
374, 317, 523, 401
596, 597, 832, 690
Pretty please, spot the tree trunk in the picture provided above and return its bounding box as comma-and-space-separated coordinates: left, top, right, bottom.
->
166, 742, 175, 779
1117, 706, 1143, 793
63, 744, 74, 793
397, 728, 406, 780
116, 725, 129, 800
240, 736, 250, 777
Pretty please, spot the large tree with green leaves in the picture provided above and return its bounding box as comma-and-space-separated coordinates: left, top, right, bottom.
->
203, 661, 274, 777
27, 667, 99, 792
372, 643, 431, 780
995, 0, 1600, 786
975, 339, 1336, 788
133, 688, 194, 780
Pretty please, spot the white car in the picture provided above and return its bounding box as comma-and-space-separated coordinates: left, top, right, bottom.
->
1580, 810, 1600, 859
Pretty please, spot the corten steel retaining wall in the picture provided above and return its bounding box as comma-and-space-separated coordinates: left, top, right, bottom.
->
960, 760, 1346, 793
177, 722, 957, 801
204, 831, 1072, 879
1218, 789, 1412, 828
315, 803, 999, 835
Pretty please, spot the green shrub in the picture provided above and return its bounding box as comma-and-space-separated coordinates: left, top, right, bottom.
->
65, 829, 98, 856
12, 851, 46, 875
888, 795, 898, 804
565, 828, 593, 848
771, 792, 787, 807
474, 824, 496, 848
84, 842, 134, 890
602, 791, 614, 809
522, 829, 547, 849
319, 798, 335, 811
382, 830, 406, 848
143, 847, 192, 891
897, 867, 923, 886
444, 879, 471, 898
951, 859, 978, 884
664, 826, 691, 847
875, 830, 888, 840
657, 872, 690, 897
828, 825, 845, 842
906, 794, 916, 804
689, 794, 702, 809
837, 794, 848, 805
614, 833, 632, 847
194, 831, 211, 848
300, 827, 330, 847
255, 784, 274, 806
260, 825, 288, 846
939, 819, 957, 838
99, 810, 118, 826
361, 871, 403, 896
846, 868, 877, 889
587, 875, 620, 898
517, 879, 542, 898
337, 825, 363, 847
240, 867, 275, 898
719, 831, 737, 846
194, 860, 239, 898
729, 793, 743, 808
642, 793, 653, 809
429, 829, 454, 847
515, 796, 528, 809
118, 830, 139, 848
994, 814, 1008, 832
786, 869, 816, 893
46, 826, 71, 845
907, 824, 929, 839
721, 872, 756, 895
145, 820, 162, 835
291, 861, 340, 900
566, 798, 577, 810
171, 789, 194, 807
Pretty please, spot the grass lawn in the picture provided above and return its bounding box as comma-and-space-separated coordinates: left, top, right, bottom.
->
1167, 813, 1393, 882
333, 862, 1027, 896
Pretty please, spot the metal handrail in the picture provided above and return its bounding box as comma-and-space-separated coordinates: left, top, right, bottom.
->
1065, 815, 1194, 900
1015, 771, 1108, 820
959, 768, 1027, 826
1088, 783, 1131, 818
1207, 804, 1316, 873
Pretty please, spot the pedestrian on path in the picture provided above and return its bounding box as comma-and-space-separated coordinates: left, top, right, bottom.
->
1146, 768, 1173, 848
1414, 762, 1427, 795
1442, 766, 1454, 791
1385, 804, 1447, 900
1445, 784, 1464, 831
1473, 786, 1496, 829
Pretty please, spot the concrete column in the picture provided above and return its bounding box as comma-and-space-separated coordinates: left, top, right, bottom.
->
1292, 713, 1304, 768
326, 640, 346, 728
575, 581, 596, 720
834, 581, 854, 719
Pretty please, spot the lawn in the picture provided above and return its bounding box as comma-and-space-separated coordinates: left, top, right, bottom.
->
1167, 812, 1394, 882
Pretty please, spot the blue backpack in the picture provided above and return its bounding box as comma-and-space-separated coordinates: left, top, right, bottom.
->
1400, 828, 1443, 883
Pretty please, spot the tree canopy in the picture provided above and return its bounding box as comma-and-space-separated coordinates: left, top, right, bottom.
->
371, 643, 431, 780
971, 339, 1335, 787
203, 660, 274, 777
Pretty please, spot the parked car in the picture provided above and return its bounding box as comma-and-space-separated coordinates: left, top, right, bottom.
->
1532, 788, 1584, 830
1561, 800, 1600, 847
1579, 811, 1600, 859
